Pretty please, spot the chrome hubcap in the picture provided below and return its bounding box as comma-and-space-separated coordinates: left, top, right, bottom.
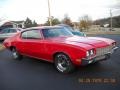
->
56, 55, 69, 72
13, 51, 18, 58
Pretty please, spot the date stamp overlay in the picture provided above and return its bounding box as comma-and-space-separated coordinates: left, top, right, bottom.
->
78, 78, 117, 84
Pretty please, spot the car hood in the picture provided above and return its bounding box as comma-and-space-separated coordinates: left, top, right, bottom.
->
48, 36, 114, 49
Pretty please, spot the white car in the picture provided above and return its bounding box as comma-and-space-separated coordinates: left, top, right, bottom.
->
0, 28, 22, 40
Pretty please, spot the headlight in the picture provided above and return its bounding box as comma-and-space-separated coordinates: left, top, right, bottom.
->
86, 51, 90, 57
90, 49, 94, 55
112, 42, 116, 47
86, 49, 94, 57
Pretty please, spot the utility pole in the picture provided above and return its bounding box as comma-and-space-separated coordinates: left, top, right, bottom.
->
110, 9, 112, 31
47, 0, 52, 26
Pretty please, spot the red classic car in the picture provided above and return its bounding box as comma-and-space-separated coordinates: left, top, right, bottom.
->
3, 26, 118, 73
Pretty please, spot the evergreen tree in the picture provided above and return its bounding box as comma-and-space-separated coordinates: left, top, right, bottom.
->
44, 17, 61, 26
32, 20, 38, 27
24, 17, 33, 28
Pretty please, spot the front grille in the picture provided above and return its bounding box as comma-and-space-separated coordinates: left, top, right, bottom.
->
96, 45, 113, 57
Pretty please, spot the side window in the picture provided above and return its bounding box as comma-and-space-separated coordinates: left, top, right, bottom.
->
9, 29, 17, 33
1, 28, 10, 33
21, 30, 41, 39
21, 31, 27, 39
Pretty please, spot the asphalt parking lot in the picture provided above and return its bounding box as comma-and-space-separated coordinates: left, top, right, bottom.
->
0, 35, 120, 90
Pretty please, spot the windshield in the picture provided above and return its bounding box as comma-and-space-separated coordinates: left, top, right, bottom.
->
72, 31, 84, 36
63, 26, 85, 37
42, 28, 73, 38
64, 26, 73, 31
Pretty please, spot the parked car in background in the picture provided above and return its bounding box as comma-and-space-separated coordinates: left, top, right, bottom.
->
0, 28, 22, 41
3, 26, 118, 73
56, 24, 86, 37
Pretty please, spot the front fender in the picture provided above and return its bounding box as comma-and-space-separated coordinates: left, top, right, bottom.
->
49, 43, 87, 65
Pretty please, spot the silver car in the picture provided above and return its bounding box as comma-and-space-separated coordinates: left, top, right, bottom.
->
0, 28, 22, 40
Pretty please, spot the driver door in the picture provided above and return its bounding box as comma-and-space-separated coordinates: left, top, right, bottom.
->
18, 29, 45, 59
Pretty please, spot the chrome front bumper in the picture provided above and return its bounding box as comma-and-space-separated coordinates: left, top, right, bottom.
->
110, 46, 118, 54
81, 46, 119, 65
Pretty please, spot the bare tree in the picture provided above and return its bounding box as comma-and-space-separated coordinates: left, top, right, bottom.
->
79, 15, 92, 31
62, 14, 74, 27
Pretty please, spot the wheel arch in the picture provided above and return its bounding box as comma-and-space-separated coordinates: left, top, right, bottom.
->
9, 46, 16, 51
53, 51, 75, 73
53, 52, 71, 61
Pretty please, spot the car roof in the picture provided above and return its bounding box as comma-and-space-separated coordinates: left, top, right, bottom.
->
23, 26, 62, 31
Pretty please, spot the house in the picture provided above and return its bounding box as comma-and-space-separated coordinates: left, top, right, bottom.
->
0, 21, 25, 30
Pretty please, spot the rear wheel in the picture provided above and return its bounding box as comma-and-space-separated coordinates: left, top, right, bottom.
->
54, 53, 75, 73
12, 48, 22, 60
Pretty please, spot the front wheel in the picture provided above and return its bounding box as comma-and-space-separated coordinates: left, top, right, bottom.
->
12, 48, 23, 60
54, 53, 75, 73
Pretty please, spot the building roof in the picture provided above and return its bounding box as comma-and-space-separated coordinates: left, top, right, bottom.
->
0, 20, 24, 26
11, 21, 24, 24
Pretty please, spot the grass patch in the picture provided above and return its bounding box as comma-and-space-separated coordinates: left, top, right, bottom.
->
0, 44, 5, 51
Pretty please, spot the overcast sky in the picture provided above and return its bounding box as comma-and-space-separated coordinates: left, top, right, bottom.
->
0, 0, 120, 24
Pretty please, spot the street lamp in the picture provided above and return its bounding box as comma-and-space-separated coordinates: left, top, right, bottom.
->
47, 0, 52, 26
